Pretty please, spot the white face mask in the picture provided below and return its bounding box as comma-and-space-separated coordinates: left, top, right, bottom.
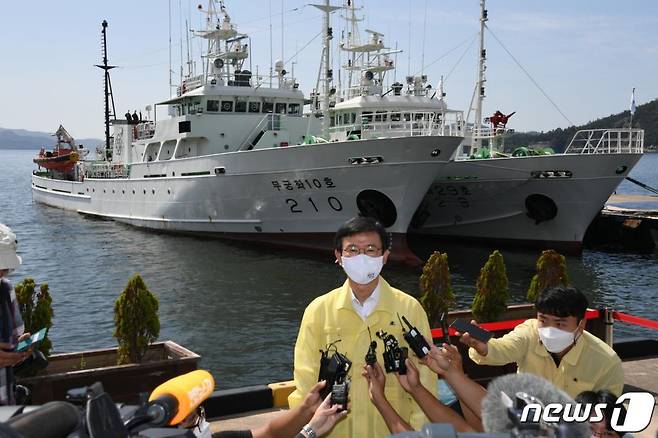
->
341, 254, 383, 285
538, 325, 580, 353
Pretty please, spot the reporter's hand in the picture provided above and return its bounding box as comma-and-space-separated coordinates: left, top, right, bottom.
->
0, 342, 29, 367
395, 359, 421, 394
302, 380, 327, 414
420, 336, 451, 375
457, 320, 488, 356
307, 394, 348, 436
362, 362, 386, 402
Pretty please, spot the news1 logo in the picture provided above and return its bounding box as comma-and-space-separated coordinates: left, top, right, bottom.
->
520, 392, 656, 433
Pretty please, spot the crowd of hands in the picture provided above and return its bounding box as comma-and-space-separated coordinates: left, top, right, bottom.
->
295, 329, 486, 437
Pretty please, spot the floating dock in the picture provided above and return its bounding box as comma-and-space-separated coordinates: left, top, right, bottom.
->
585, 193, 658, 250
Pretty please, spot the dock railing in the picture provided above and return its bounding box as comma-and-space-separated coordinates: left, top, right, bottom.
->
564, 128, 644, 154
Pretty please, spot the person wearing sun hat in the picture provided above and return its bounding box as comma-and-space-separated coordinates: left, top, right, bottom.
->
0, 223, 31, 405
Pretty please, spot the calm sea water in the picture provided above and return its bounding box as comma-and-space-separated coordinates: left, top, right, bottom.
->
0, 149, 656, 388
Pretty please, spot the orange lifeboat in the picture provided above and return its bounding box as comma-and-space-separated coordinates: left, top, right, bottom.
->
33, 125, 80, 172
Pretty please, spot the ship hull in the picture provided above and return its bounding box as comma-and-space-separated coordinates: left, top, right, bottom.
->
409, 153, 643, 253
32, 135, 462, 262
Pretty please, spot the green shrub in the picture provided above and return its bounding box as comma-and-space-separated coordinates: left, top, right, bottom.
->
526, 250, 569, 302
113, 274, 160, 364
472, 250, 509, 322
14, 278, 54, 357
419, 252, 454, 327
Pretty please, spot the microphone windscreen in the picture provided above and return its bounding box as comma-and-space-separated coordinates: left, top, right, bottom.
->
149, 369, 215, 425
8, 401, 80, 438
482, 372, 588, 436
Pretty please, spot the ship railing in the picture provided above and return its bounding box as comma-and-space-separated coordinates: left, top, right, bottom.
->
357, 111, 464, 139
83, 162, 128, 179
135, 121, 156, 140
564, 128, 644, 154
238, 114, 281, 151
470, 126, 511, 139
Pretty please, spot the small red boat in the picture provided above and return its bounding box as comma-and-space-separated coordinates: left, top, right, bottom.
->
33, 125, 80, 172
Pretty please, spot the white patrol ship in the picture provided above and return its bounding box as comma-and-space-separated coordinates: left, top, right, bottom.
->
31, 1, 463, 263
330, 0, 643, 253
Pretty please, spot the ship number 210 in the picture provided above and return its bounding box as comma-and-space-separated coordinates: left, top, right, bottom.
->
286, 197, 343, 213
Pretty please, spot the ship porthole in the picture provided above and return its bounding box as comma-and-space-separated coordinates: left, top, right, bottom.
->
356, 190, 397, 228
615, 165, 627, 175
525, 194, 557, 224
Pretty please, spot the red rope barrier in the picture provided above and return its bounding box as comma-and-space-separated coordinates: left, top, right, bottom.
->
612, 311, 658, 330
431, 309, 601, 339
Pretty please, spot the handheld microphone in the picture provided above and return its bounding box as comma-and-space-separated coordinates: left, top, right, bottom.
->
7, 401, 81, 438
481, 373, 588, 437
148, 369, 215, 426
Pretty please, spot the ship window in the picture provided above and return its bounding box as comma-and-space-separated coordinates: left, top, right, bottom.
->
207, 100, 220, 112
351, 113, 356, 123
391, 112, 401, 122
275, 103, 287, 114
248, 102, 261, 113
179, 121, 191, 133
235, 100, 247, 112
361, 112, 372, 123
375, 111, 387, 122
221, 100, 233, 112
403, 113, 411, 121
330, 116, 335, 127
288, 103, 301, 115
414, 113, 425, 121
262, 101, 274, 113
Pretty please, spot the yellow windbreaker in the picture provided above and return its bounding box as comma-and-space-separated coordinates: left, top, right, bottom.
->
289, 277, 437, 437
469, 319, 624, 398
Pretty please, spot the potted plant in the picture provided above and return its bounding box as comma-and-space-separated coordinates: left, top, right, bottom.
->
114, 274, 160, 365
471, 250, 509, 323
419, 251, 455, 327
526, 249, 569, 302
17, 274, 199, 404
14, 278, 54, 357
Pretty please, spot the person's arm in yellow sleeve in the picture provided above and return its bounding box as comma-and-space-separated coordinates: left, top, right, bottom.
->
461, 319, 533, 366
408, 304, 438, 430
289, 307, 321, 408
593, 356, 624, 397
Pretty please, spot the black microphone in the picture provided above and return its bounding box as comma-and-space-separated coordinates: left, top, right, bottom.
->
7, 401, 80, 438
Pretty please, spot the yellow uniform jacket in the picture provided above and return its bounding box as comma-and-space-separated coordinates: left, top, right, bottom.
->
289, 277, 437, 437
469, 318, 624, 398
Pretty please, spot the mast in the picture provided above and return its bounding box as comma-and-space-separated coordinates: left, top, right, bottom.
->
95, 20, 117, 159
312, 1, 341, 137
473, 0, 487, 150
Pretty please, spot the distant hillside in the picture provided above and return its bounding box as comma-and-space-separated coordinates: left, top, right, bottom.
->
0, 127, 102, 150
505, 99, 658, 152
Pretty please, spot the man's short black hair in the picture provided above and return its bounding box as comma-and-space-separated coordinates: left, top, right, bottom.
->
334, 216, 390, 251
535, 285, 588, 321
575, 390, 625, 437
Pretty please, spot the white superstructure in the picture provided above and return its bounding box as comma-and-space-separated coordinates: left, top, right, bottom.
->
31, 0, 463, 262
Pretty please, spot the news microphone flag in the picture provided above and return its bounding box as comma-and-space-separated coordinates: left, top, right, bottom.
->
630, 88, 636, 115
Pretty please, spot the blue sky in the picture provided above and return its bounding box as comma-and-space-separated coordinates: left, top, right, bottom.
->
1, 0, 656, 139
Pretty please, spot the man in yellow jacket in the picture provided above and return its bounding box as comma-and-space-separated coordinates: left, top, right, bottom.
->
461, 285, 624, 399
289, 217, 436, 437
